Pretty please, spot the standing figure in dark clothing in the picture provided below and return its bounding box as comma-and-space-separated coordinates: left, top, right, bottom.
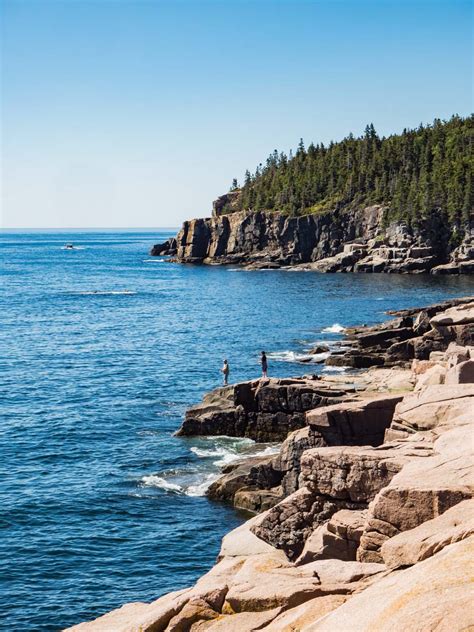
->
261, 351, 268, 378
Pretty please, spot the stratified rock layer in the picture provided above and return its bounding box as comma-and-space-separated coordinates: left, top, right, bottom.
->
150, 204, 474, 274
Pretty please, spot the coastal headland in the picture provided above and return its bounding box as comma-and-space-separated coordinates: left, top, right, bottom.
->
68, 296, 474, 631
151, 116, 474, 274
152, 205, 474, 274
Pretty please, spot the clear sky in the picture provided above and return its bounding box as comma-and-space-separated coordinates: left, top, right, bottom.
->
1, 0, 472, 229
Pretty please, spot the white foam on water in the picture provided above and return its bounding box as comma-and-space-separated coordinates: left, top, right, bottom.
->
141, 475, 183, 493
143, 259, 166, 263
143, 437, 281, 498
281, 266, 307, 272
322, 365, 349, 373
190, 445, 239, 467
253, 445, 281, 457
321, 323, 346, 334
267, 350, 330, 364
185, 473, 220, 497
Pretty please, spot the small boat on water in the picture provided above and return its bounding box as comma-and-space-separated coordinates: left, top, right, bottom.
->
63, 243, 75, 250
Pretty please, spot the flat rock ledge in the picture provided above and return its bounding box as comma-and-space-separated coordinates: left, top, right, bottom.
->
67, 300, 474, 632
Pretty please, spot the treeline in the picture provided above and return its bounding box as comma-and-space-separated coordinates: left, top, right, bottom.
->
227, 115, 473, 226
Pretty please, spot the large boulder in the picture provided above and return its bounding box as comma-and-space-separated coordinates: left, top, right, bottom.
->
305, 394, 403, 446
251, 487, 363, 560
65, 589, 192, 632
389, 384, 474, 435
296, 509, 367, 565
381, 498, 474, 569
430, 302, 474, 328
252, 441, 428, 559
206, 455, 281, 504
223, 553, 383, 614
304, 537, 474, 632
358, 423, 473, 562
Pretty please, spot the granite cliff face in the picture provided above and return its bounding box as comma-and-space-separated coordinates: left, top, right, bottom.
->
152, 203, 474, 274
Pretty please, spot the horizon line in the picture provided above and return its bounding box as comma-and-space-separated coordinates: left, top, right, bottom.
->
0, 227, 180, 231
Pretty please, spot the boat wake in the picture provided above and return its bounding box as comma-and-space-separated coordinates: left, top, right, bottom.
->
76, 290, 136, 295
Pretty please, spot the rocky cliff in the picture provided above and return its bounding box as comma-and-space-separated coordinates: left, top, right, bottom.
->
152, 204, 474, 274
68, 298, 474, 632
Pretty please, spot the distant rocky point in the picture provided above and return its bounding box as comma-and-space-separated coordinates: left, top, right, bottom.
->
150, 116, 474, 274
150, 204, 473, 274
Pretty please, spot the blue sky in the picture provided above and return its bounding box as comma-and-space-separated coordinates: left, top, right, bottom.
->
1, 0, 472, 228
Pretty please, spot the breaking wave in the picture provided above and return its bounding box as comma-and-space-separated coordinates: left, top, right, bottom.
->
141, 475, 184, 492
140, 437, 280, 497
267, 350, 330, 364
321, 323, 346, 333
322, 365, 349, 373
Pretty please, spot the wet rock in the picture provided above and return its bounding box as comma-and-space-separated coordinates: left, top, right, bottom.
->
149, 238, 177, 256
206, 455, 282, 504
308, 344, 330, 354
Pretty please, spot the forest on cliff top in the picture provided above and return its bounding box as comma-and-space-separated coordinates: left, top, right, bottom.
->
226, 115, 473, 227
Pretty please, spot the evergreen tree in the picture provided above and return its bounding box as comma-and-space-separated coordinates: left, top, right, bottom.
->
218, 115, 473, 229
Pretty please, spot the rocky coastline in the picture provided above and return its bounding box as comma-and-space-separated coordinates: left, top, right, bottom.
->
151, 203, 474, 274
68, 297, 474, 632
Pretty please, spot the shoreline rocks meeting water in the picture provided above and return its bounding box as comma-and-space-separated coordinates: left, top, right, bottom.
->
68, 297, 474, 632
150, 204, 474, 275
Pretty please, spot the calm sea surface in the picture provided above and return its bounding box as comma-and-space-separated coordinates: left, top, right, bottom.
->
1, 230, 472, 631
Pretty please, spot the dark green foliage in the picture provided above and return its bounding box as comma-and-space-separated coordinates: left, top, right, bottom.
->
225, 115, 473, 226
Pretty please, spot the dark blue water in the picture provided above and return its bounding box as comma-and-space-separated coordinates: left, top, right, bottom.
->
1, 230, 472, 631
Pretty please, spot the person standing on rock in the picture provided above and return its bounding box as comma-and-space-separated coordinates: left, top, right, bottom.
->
261, 351, 268, 379
221, 359, 230, 385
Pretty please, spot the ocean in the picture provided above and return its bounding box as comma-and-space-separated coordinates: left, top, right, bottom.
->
1, 230, 472, 631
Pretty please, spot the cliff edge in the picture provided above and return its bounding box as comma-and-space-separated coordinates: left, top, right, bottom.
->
151, 204, 473, 274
